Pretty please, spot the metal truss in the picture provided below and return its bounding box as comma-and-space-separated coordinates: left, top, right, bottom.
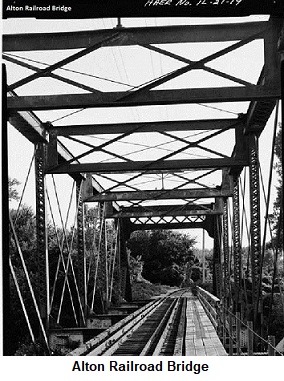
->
76, 180, 87, 321
222, 198, 231, 306
95, 203, 108, 313
130, 215, 206, 226
6, 19, 281, 111
4, 18, 283, 339
232, 177, 242, 312
111, 203, 221, 218
249, 134, 262, 320
213, 215, 222, 298
34, 142, 49, 324
118, 219, 132, 302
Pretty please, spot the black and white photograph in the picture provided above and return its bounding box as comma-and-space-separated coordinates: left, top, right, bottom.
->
1, 0, 284, 378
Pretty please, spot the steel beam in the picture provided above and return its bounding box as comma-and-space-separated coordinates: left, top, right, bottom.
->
118, 219, 132, 303
9, 111, 48, 143
8, 110, 119, 212
76, 180, 87, 324
244, 19, 282, 133
245, 70, 279, 134
222, 198, 231, 305
111, 204, 221, 218
2, 64, 13, 354
213, 215, 222, 298
48, 158, 248, 175
7, 33, 122, 92
129, 214, 215, 238
264, 18, 283, 88
248, 134, 262, 322
3, 22, 269, 52
233, 177, 242, 312
130, 221, 206, 232
52, 119, 239, 136
34, 142, 49, 326
7, 86, 280, 112
84, 188, 233, 202
95, 203, 109, 313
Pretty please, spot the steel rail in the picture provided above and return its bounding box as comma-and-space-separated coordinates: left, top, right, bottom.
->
86, 297, 166, 356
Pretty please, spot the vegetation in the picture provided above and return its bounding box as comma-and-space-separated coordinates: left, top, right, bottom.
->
268, 123, 283, 250
7, 139, 284, 353
127, 230, 196, 287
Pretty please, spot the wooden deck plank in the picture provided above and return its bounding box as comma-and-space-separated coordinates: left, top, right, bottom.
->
184, 294, 228, 356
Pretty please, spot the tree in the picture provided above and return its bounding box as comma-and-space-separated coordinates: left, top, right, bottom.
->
127, 230, 196, 287
269, 123, 283, 248
8, 177, 20, 201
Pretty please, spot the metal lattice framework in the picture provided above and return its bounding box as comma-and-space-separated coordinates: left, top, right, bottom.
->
4, 16, 283, 346
233, 177, 242, 311
76, 180, 87, 318
222, 198, 231, 306
34, 142, 49, 324
248, 134, 262, 320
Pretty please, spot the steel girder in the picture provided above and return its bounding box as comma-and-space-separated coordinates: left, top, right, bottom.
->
7, 109, 119, 212
232, 178, 242, 312
126, 214, 215, 239
7, 87, 280, 112
118, 219, 132, 303
213, 214, 223, 298
248, 134, 262, 321
222, 198, 231, 306
34, 143, 49, 325
3, 22, 271, 52
47, 158, 248, 175
96, 203, 109, 313
110, 203, 221, 219
52, 119, 240, 136
84, 188, 233, 202
76, 180, 87, 323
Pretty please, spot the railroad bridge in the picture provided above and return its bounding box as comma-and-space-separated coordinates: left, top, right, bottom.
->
3, 15, 284, 356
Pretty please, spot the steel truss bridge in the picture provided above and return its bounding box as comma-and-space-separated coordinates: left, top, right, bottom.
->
3, 15, 284, 355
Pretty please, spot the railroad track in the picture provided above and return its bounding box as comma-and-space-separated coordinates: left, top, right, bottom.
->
86, 289, 189, 356
68, 288, 227, 356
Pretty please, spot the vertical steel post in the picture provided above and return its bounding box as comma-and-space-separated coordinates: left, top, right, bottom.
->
233, 177, 242, 313
202, 229, 206, 284
3, 64, 13, 354
236, 311, 241, 355
114, 219, 122, 305
248, 133, 262, 324
213, 214, 222, 298
76, 179, 86, 323
223, 197, 230, 307
35, 142, 49, 329
247, 321, 254, 355
97, 202, 108, 313
119, 219, 132, 302
229, 307, 233, 356
267, 336, 276, 356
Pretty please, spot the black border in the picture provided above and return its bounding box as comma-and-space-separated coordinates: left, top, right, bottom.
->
3, 0, 284, 19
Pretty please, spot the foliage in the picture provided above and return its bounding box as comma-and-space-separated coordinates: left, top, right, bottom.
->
127, 229, 196, 287
131, 280, 173, 301
14, 341, 47, 356
8, 177, 20, 201
263, 294, 284, 345
9, 201, 79, 353
129, 254, 144, 283
268, 123, 283, 249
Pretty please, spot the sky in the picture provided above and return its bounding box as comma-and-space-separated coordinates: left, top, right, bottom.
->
3, 15, 282, 249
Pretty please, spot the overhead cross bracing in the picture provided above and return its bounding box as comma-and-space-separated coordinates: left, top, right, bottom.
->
4, 15, 282, 238
4, 16, 281, 220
